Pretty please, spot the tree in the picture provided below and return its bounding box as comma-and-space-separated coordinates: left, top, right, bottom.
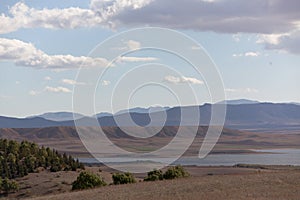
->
50, 157, 62, 172
144, 169, 163, 181
72, 171, 106, 190
163, 165, 189, 180
112, 172, 136, 185
0, 139, 84, 179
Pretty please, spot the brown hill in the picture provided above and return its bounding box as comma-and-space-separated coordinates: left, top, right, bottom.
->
0, 126, 298, 157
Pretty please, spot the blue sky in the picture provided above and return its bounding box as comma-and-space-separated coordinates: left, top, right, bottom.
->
0, 0, 300, 117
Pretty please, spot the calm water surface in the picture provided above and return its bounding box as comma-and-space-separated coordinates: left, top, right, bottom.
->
79, 149, 300, 166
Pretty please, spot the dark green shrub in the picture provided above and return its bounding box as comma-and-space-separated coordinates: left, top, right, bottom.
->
112, 172, 136, 185
144, 169, 163, 181
1, 178, 19, 193
72, 171, 106, 190
163, 165, 189, 180
50, 164, 62, 172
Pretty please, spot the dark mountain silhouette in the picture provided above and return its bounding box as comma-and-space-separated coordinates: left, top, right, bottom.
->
0, 116, 63, 128
1, 102, 300, 131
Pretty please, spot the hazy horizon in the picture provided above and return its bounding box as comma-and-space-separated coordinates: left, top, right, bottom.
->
2, 98, 300, 118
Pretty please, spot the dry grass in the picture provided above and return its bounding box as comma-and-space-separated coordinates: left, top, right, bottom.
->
1, 165, 299, 200
27, 169, 300, 200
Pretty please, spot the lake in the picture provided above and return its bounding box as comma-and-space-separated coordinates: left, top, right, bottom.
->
79, 148, 300, 166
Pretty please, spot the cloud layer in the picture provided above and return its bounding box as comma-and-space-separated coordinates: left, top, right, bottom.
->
1, 0, 299, 34
0, 38, 109, 69
0, 0, 152, 34
0, 38, 156, 69
114, 0, 300, 34
1, 0, 300, 54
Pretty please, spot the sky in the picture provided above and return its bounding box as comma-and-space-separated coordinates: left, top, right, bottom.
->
0, 0, 300, 117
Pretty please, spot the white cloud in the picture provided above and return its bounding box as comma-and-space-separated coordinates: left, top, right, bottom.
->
233, 51, 260, 57
245, 51, 260, 57
232, 34, 241, 42
62, 79, 86, 85
90, 0, 153, 20
113, 40, 141, 51
0, 2, 102, 34
225, 88, 259, 93
164, 75, 204, 85
0, 38, 158, 69
45, 86, 71, 93
256, 34, 286, 45
29, 90, 39, 96
224, 88, 237, 92
0, 0, 153, 34
116, 56, 158, 62
29, 86, 72, 95
191, 46, 201, 50
257, 31, 300, 54
232, 53, 243, 57
125, 40, 141, 51
0, 38, 109, 69
101, 80, 111, 86
44, 76, 52, 81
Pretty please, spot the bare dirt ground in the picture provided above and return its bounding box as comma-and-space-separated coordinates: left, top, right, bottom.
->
2, 165, 300, 200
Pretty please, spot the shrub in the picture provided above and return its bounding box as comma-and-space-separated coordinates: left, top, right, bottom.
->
163, 165, 189, 180
50, 164, 62, 172
1, 178, 19, 193
72, 171, 106, 190
144, 169, 163, 181
112, 172, 136, 185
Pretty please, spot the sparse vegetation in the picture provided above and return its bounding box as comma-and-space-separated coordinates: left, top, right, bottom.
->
163, 165, 189, 180
144, 169, 163, 181
144, 166, 189, 181
0, 139, 84, 180
112, 172, 136, 185
72, 171, 106, 190
0, 177, 19, 194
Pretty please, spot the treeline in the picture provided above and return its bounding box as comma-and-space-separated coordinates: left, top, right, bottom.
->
0, 139, 84, 179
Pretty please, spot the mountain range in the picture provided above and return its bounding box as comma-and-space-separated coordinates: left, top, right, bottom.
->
1, 100, 300, 132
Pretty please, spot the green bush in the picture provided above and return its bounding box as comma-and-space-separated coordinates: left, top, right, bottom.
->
163, 165, 189, 180
1, 178, 19, 193
72, 171, 106, 190
112, 172, 136, 185
144, 169, 163, 181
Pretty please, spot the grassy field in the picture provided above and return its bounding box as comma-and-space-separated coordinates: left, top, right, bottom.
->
1, 165, 299, 199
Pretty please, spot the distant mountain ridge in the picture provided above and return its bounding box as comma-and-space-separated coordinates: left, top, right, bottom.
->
115, 106, 170, 115
1, 100, 300, 131
27, 112, 85, 122
218, 99, 260, 105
